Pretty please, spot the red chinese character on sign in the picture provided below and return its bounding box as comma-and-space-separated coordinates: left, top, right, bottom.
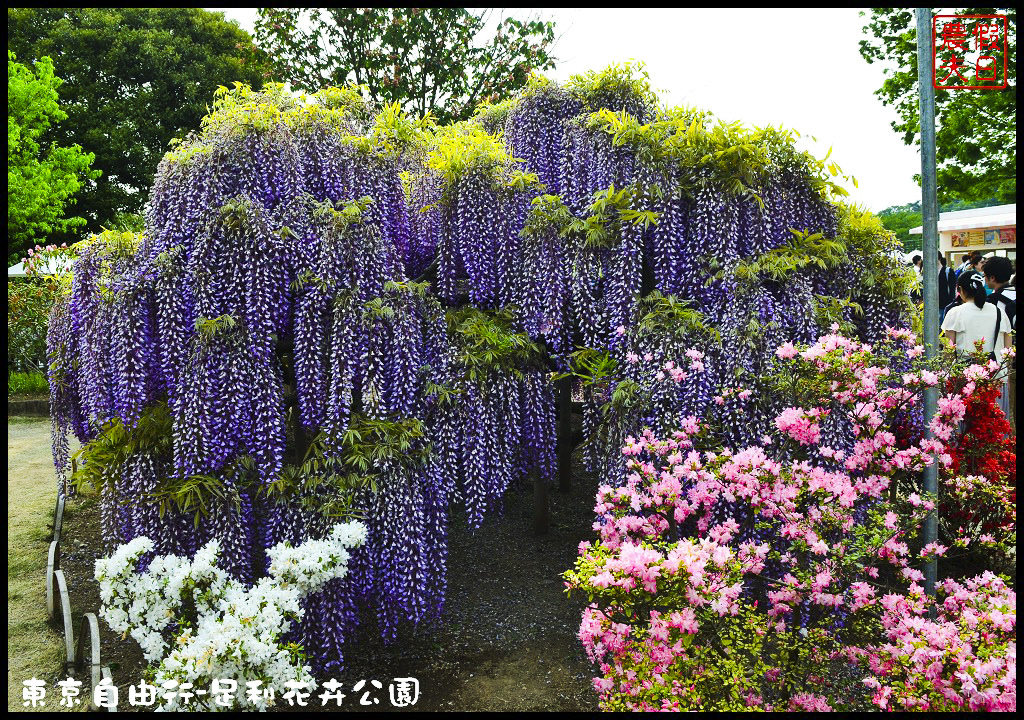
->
976, 55, 999, 83
938, 54, 970, 85
974, 21, 1003, 83
974, 22, 1002, 51
936, 18, 970, 85
933, 14, 1008, 89
939, 18, 970, 52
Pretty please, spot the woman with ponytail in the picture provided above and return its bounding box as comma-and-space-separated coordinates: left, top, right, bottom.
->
942, 271, 1011, 358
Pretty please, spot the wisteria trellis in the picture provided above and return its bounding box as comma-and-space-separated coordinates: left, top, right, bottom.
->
47, 66, 913, 671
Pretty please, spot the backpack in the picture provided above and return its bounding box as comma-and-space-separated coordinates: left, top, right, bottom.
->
987, 288, 1016, 369
987, 288, 1016, 330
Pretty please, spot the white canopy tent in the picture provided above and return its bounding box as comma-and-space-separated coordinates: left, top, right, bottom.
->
909, 204, 1016, 236
909, 204, 1016, 264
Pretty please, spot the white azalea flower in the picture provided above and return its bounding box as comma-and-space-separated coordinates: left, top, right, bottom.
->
95, 522, 365, 710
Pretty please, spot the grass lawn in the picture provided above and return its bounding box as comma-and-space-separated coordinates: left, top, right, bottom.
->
8, 417, 75, 712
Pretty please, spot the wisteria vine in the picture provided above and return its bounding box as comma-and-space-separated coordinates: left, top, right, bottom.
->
48, 66, 916, 678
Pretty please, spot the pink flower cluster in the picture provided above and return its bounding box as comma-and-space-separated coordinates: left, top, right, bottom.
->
625, 351, 704, 381
713, 385, 753, 406
774, 406, 825, 445
20, 243, 71, 277
569, 412, 937, 707
566, 331, 1015, 712
864, 574, 1016, 711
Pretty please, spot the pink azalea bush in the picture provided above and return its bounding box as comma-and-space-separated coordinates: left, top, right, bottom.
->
863, 574, 1015, 711
565, 330, 1016, 711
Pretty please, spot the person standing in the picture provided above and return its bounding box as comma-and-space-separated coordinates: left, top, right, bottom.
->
984, 256, 1017, 423
937, 252, 958, 317
911, 254, 923, 302
956, 253, 971, 277
985, 256, 1017, 327
967, 253, 993, 295
942, 271, 1012, 417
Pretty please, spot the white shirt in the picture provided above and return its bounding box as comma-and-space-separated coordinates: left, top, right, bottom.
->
941, 301, 1009, 356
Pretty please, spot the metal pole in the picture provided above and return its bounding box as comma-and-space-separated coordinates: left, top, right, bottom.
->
916, 7, 939, 599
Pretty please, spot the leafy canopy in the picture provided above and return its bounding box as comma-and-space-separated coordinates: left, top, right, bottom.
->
446, 306, 546, 383
252, 8, 558, 124
578, 102, 855, 204
7, 8, 271, 244
7, 51, 97, 260
859, 8, 1016, 203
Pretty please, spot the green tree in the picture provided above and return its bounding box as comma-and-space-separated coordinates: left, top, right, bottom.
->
253, 8, 557, 124
8, 51, 98, 260
859, 9, 1016, 204
876, 201, 923, 251
6, 8, 271, 244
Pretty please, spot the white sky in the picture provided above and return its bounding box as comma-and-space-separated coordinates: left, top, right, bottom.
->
211, 7, 924, 213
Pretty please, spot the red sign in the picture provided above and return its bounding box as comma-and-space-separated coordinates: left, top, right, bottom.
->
933, 14, 1009, 90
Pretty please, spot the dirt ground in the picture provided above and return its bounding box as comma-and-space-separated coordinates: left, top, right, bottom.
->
34, 415, 602, 712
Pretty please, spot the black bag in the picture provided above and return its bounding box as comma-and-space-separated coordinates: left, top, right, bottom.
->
988, 288, 1016, 329
988, 306, 1003, 362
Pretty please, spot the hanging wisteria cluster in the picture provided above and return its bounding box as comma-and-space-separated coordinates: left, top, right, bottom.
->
49, 65, 914, 674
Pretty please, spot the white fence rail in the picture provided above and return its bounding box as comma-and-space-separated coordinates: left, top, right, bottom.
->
45, 496, 116, 712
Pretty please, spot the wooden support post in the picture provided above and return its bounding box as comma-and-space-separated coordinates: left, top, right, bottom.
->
533, 475, 549, 536
290, 399, 308, 464
558, 375, 572, 493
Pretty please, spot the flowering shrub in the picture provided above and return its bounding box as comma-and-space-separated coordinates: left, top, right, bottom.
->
96, 521, 366, 711
943, 363, 1016, 537
940, 470, 1016, 583
565, 331, 1016, 711
862, 573, 1016, 711
8, 243, 74, 375
18, 242, 73, 277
